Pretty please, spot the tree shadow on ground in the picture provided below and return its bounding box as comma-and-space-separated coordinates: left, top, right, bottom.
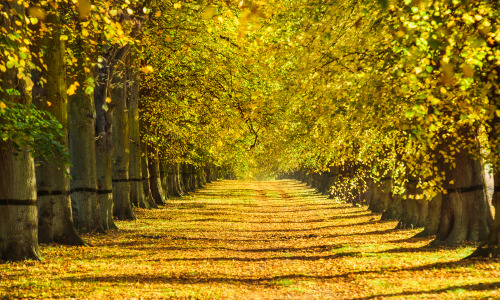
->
351, 281, 500, 299
198, 214, 372, 224
145, 252, 360, 263
124, 244, 344, 253
182, 212, 374, 224
61, 257, 489, 298
380, 245, 461, 254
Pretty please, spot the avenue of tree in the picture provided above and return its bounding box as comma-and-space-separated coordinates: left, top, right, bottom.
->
0, 0, 499, 261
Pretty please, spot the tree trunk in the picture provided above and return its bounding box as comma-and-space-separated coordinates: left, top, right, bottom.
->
181, 163, 192, 193
414, 194, 442, 237
434, 148, 492, 245
148, 147, 166, 205
140, 142, 156, 209
174, 163, 186, 196
0, 11, 41, 258
471, 109, 500, 257
361, 177, 373, 205
166, 163, 177, 197
189, 165, 197, 190
94, 56, 117, 231
112, 65, 134, 220
159, 161, 169, 198
128, 67, 147, 208
382, 194, 403, 221
471, 171, 499, 257
205, 166, 213, 183
198, 166, 206, 188
369, 176, 391, 214
167, 163, 181, 197
33, 16, 84, 244
68, 39, 103, 233
0, 144, 41, 261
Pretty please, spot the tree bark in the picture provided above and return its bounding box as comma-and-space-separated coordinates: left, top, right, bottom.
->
414, 194, 442, 237
0, 144, 41, 261
471, 109, 500, 257
434, 148, 492, 245
68, 37, 103, 233
111, 64, 134, 220
128, 67, 147, 208
166, 163, 178, 197
369, 176, 391, 214
181, 163, 193, 193
33, 15, 84, 244
140, 142, 156, 208
159, 161, 169, 198
93, 50, 116, 231
0, 2, 40, 259
174, 163, 186, 196
148, 147, 166, 205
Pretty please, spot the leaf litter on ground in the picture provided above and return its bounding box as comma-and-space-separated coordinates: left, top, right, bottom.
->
1, 180, 499, 299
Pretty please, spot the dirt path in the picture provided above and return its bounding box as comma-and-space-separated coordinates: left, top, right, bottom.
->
1, 180, 499, 299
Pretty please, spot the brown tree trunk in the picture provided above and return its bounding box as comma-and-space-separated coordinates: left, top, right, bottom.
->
159, 161, 169, 198
166, 163, 178, 197
148, 147, 166, 205
175, 163, 186, 196
205, 166, 213, 183
128, 67, 147, 208
471, 108, 500, 257
94, 58, 117, 230
413, 194, 442, 237
434, 148, 492, 245
111, 64, 134, 220
140, 142, 156, 209
382, 194, 402, 221
394, 179, 426, 227
167, 163, 182, 197
369, 176, 391, 214
0, 3, 41, 259
181, 163, 193, 193
68, 39, 103, 233
33, 16, 84, 244
0, 144, 41, 261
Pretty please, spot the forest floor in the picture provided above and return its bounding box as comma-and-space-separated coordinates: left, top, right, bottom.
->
1, 180, 500, 299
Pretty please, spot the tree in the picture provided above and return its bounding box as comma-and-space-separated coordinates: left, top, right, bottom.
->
0, 1, 40, 261
32, 8, 84, 245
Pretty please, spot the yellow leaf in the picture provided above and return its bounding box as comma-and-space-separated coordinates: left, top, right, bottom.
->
77, 0, 92, 19
0, 101, 6, 112
47, 101, 52, 106
141, 65, 154, 73
106, 97, 112, 103
25, 77, 34, 91
449, 180, 454, 185
82, 28, 89, 37
174, 3, 182, 9
67, 82, 80, 96
27, 6, 46, 20
109, 9, 118, 17
202, 7, 216, 19
60, 35, 68, 41
496, 110, 500, 118
155, 11, 161, 17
